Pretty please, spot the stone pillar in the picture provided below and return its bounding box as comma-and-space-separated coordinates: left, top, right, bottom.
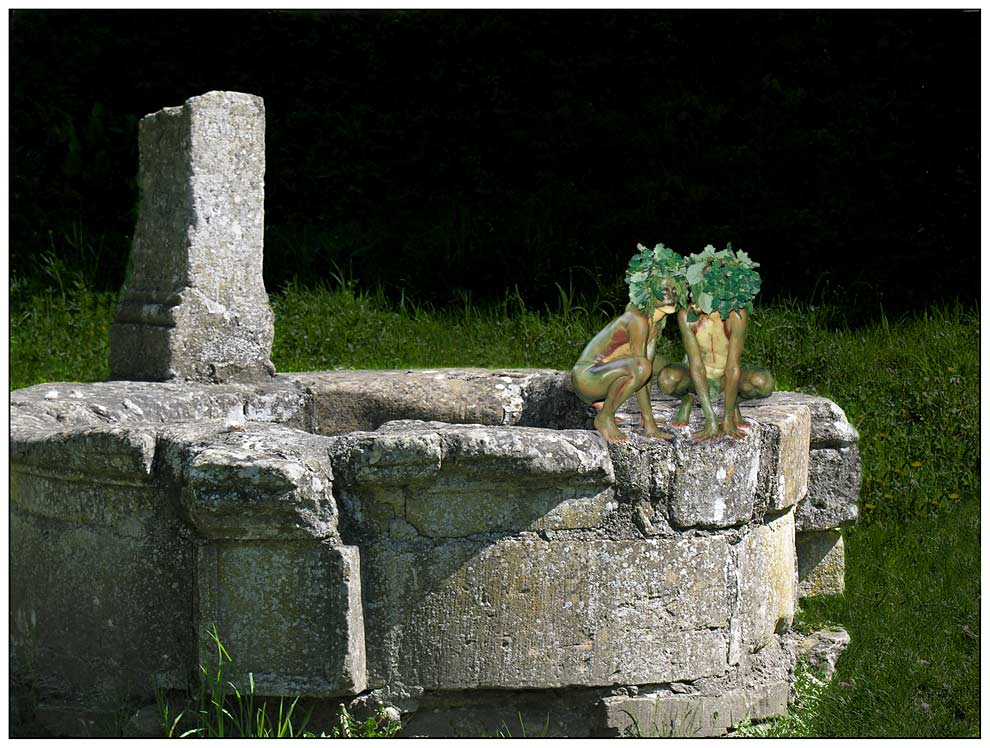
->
109, 91, 275, 383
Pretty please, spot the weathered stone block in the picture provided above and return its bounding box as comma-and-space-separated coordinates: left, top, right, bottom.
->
797, 530, 846, 597
196, 542, 366, 697
734, 510, 797, 655
362, 536, 733, 690
754, 392, 859, 447
109, 91, 274, 383
755, 404, 811, 511
160, 422, 338, 540
293, 368, 577, 435
10, 379, 310, 433
597, 682, 790, 737
10, 483, 195, 705
798, 446, 861, 531
789, 628, 850, 682
330, 422, 614, 538
669, 429, 763, 528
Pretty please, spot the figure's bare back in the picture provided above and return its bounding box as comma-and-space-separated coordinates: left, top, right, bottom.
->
576, 311, 637, 364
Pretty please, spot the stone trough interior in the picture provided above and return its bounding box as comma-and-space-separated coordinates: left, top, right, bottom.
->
9, 91, 859, 738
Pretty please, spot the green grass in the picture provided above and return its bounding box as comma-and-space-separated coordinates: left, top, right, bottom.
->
164, 624, 401, 738
739, 498, 979, 737
8, 282, 980, 737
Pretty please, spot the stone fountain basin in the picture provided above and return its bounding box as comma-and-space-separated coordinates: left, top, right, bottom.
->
9, 368, 860, 736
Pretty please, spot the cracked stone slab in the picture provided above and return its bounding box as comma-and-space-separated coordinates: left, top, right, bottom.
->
10, 378, 310, 433
361, 535, 733, 690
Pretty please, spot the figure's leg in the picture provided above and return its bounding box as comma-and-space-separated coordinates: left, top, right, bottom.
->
590, 401, 624, 424
657, 362, 694, 426
734, 365, 774, 428
572, 358, 651, 441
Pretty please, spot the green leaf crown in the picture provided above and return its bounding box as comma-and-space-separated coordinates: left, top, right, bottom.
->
625, 243, 687, 314
683, 243, 762, 318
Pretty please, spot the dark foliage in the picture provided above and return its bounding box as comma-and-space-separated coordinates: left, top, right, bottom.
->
10, 10, 979, 314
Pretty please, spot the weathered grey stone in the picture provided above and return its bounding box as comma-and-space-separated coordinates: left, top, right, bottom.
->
11, 355, 862, 735
733, 511, 797, 655
330, 421, 614, 538
159, 421, 338, 540
607, 438, 676, 535
10, 480, 195, 706
122, 704, 166, 738
752, 391, 859, 447
798, 446, 861, 530
109, 91, 274, 383
10, 378, 309, 433
669, 428, 763, 529
293, 368, 587, 435
755, 404, 811, 511
197, 542, 366, 698
362, 536, 733, 690
797, 530, 846, 597
789, 628, 850, 683
597, 681, 790, 737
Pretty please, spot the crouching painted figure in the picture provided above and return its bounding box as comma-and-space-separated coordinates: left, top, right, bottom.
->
656, 245, 774, 440
571, 244, 682, 442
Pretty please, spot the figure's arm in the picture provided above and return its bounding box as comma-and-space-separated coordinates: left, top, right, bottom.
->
721, 308, 748, 437
628, 313, 659, 436
677, 308, 718, 439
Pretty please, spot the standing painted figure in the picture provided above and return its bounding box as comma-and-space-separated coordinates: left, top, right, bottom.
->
572, 244, 682, 442
655, 245, 774, 440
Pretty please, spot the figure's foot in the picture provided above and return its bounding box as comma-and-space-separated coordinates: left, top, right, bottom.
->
594, 412, 627, 442
719, 420, 748, 439
646, 429, 674, 440
673, 395, 693, 426
691, 422, 720, 441
734, 406, 750, 429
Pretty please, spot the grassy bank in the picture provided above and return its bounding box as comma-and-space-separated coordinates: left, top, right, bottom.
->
8, 283, 980, 736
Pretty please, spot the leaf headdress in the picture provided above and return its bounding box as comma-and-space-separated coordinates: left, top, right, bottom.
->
683, 244, 762, 318
625, 243, 687, 315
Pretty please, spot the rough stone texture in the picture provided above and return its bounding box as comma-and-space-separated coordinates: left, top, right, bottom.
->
669, 427, 763, 528
607, 438, 676, 536
360, 535, 733, 690
799, 446, 861, 530
293, 368, 590, 435
757, 391, 860, 448
797, 530, 846, 597
734, 511, 797, 656
109, 91, 274, 383
329, 421, 614, 538
755, 404, 811, 511
597, 681, 790, 737
159, 421, 338, 540
197, 542, 366, 697
10, 378, 309, 434
9, 364, 859, 736
788, 628, 850, 683
10, 455, 195, 707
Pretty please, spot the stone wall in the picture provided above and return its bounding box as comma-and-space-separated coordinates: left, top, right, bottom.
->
10, 370, 859, 737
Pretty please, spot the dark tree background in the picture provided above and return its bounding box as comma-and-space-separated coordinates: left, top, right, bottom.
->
10, 9, 980, 315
